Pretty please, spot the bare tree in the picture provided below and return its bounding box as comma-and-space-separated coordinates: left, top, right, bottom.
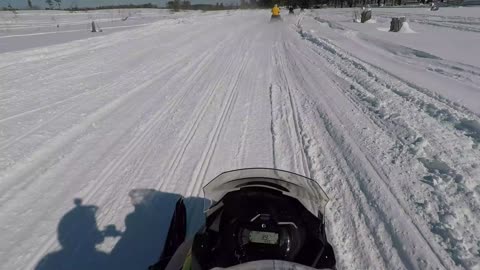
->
54, 0, 61, 9
167, 0, 181, 11
45, 0, 53, 9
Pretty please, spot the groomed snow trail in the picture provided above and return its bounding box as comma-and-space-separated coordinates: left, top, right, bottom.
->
1, 9, 479, 270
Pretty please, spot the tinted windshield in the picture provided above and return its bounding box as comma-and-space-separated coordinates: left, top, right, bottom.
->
203, 168, 329, 217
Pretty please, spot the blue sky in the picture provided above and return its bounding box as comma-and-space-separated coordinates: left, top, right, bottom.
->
1, 0, 237, 8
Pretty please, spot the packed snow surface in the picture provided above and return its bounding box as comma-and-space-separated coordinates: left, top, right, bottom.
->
1, 7, 480, 270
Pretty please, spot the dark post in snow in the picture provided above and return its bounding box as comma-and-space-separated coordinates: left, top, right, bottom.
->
361, 10, 372, 23
91, 21, 98, 32
390, 17, 406, 32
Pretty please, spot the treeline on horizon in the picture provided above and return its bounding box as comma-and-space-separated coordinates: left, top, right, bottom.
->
64, 3, 162, 11
166, 1, 240, 11
2, 0, 413, 12
1, 2, 247, 11
2, 1, 284, 12
63, 1, 292, 11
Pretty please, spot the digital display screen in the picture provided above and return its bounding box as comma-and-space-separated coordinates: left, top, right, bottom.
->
248, 231, 279, 245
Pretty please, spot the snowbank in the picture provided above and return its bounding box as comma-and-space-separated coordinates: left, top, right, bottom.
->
399, 22, 416, 33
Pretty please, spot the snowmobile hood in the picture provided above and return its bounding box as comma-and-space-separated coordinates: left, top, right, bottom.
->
203, 168, 329, 217
211, 259, 332, 270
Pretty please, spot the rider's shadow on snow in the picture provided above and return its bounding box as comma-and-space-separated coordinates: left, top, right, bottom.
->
35, 198, 121, 270
35, 190, 207, 270
109, 189, 208, 270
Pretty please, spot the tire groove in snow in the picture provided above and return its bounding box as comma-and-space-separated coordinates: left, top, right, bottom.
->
86, 45, 222, 206
79, 31, 239, 215
75, 29, 237, 209
77, 22, 257, 236
297, 27, 480, 268
271, 29, 459, 268
188, 37, 252, 197
0, 20, 223, 204
0, 54, 190, 207
269, 56, 383, 268
270, 43, 309, 176
14, 22, 239, 269
0, 102, 81, 151
271, 42, 391, 268
289, 31, 457, 268
16, 71, 177, 269
0, 19, 211, 119
15, 54, 198, 268
154, 34, 240, 193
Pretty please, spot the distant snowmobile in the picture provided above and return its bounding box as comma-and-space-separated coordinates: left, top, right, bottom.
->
149, 168, 336, 270
271, 4, 282, 22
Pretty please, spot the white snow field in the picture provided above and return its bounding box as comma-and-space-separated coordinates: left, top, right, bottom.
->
0, 9, 190, 53
1, 7, 480, 270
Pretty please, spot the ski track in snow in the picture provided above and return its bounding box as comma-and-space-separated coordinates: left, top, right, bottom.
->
1, 9, 480, 270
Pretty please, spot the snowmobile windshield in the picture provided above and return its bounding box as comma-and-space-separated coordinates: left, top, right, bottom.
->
203, 168, 329, 217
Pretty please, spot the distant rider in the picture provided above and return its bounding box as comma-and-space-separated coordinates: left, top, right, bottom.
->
272, 4, 280, 17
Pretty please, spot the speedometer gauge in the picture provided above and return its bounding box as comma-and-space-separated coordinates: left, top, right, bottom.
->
248, 231, 279, 245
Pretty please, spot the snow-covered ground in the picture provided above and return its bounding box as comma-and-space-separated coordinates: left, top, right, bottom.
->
1, 7, 480, 270
0, 9, 191, 53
